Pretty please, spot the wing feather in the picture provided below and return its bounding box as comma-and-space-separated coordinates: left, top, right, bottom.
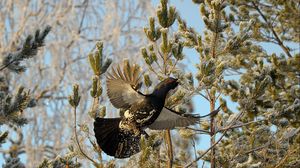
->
123, 61, 131, 81
107, 61, 144, 109
147, 107, 200, 130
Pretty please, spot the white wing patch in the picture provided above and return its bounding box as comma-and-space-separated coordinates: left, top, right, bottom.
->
124, 110, 134, 119
136, 109, 156, 124
147, 107, 200, 130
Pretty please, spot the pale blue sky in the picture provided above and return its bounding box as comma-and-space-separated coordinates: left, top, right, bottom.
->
151, 1, 298, 167
1, 0, 298, 167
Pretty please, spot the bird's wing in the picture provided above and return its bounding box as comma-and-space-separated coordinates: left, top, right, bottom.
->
107, 61, 144, 109
147, 107, 200, 130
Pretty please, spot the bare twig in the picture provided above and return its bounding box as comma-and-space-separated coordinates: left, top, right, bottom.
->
209, 100, 216, 168
66, 0, 89, 49
274, 149, 296, 168
201, 161, 205, 168
184, 111, 245, 168
216, 119, 266, 133
73, 107, 99, 166
192, 138, 197, 166
230, 142, 271, 161
167, 58, 179, 76
199, 92, 209, 101
0, 60, 17, 71
252, 1, 292, 58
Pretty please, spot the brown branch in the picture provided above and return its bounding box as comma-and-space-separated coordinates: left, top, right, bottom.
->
210, 100, 216, 168
35, 63, 67, 100
210, 2, 222, 59
163, 52, 168, 75
152, 42, 164, 72
192, 138, 197, 167
147, 64, 160, 77
0, 59, 17, 71
252, 2, 292, 58
185, 111, 245, 168
274, 149, 296, 168
154, 59, 164, 73
201, 161, 205, 168
167, 58, 179, 76
73, 107, 99, 166
199, 92, 209, 101
208, 5, 223, 165
165, 130, 173, 168
66, 0, 89, 49
216, 119, 266, 133
154, 42, 165, 60
230, 142, 271, 162
205, 89, 211, 101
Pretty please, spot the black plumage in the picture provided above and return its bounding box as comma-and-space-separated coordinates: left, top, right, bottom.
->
94, 61, 201, 158
94, 118, 140, 158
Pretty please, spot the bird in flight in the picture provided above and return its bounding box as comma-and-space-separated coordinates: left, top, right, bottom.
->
94, 61, 213, 158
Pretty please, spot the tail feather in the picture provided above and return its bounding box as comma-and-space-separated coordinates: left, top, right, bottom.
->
94, 117, 141, 158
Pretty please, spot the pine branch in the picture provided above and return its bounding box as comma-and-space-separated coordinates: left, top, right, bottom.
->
229, 142, 271, 162
69, 85, 99, 167
0, 131, 8, 146
0, 26, 51, 73
0, 86, 31, 126
209, 100, 216, 168
216, 119, 266, 133
185, 111, 245, 168
251, 2, 292, 58
2, 157, 25, 168
73, 106, 98, 166
275, 149, 297, 168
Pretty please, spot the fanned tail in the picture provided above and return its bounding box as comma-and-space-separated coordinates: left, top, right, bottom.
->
93, 118, 141, 158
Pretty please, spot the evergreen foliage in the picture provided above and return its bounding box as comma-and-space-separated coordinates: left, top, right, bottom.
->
0, 0, 299, 167
0, 26, 51, 126
0, 26, 51, 168
67, 0, 299, 167
2, 157, 25, 168
0, 26, 51, 73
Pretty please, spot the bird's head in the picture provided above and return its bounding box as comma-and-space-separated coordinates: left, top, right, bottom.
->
151, 77, 179, 99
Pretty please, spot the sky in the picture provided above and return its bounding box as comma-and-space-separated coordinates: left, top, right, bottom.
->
151, 1, 223, 167
151, 0, 298, 167
1, 0, 299, 167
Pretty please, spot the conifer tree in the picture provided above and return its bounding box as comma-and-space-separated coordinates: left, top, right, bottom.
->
0, 1, 154, 167
67, 0, 299, 167
2, 0, 297, 167
186, 0, 300, 167
0, 26, 51, 168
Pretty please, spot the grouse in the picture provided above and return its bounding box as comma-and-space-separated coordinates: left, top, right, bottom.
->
94, 61, 203, 158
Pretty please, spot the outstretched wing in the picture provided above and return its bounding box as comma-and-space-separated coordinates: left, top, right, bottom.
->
107, 60, 144, 109
147, 107, 200, 130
